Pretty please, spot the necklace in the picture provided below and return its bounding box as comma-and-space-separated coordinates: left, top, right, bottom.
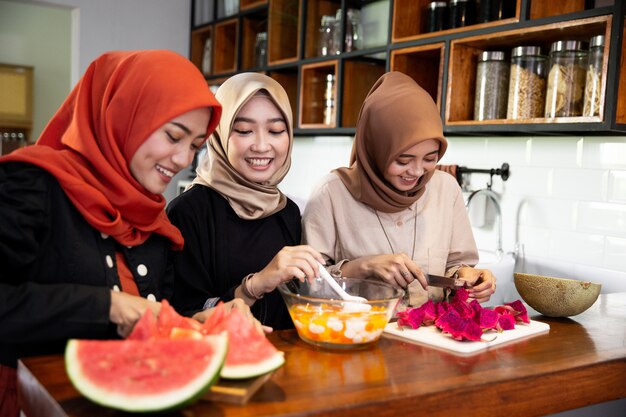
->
374, 206, 418, 260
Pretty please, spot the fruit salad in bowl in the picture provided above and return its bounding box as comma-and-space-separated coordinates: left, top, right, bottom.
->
278, 277, 403, 349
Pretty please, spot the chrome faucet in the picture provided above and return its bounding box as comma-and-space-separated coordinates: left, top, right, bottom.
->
466, 188, 503, 256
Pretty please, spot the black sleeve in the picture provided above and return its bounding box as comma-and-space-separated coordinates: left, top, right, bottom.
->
284, 198, 303, 245
0, 163, 112, 344
167, 188, 219, 316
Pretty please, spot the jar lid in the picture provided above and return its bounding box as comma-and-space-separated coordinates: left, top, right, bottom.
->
450, 0, 469, 4
478, 51, 506, 62
511, 46, 543, 58
321, 15, 335, 25
590, 35, 605, 48
256, 32, 267, 40
550, 40, 588, 53
428, 1, 447, 8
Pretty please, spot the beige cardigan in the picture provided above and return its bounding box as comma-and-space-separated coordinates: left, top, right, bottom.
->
302, 171, 479, 306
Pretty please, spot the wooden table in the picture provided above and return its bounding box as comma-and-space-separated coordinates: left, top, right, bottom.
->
18, 293, 626, 417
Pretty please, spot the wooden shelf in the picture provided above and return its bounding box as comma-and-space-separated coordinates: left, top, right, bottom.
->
341, 58, 386, 127
240, 0, 267, 11
392, 0, 520, 43
390, 43, 445, 110
213, 18, 238, 74
299, 60, 338, 129
190, 0, 626, 136
304, 0, 341, 59
0, 64, 33, 144
267, 66, 298, 121
241, 9, 268, 70
190, 25, 213, 76
446, 15, 611, 125
268, 0, 301, 65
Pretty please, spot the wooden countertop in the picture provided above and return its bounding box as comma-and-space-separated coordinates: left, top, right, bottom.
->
18, 293, 626, 417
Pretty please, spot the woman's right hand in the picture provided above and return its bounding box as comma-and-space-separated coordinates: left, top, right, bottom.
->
251, 245, 325, 295
109, 291, 161, 338
341, 253, 428, 289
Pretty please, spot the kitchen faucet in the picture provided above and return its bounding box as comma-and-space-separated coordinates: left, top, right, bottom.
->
466, 188, 503, 256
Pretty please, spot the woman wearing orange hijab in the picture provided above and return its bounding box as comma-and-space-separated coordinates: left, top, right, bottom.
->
303, 72, 496, 307
0, 50, 224, 416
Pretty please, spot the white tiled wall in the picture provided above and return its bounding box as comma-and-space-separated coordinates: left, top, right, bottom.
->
281, 135, 626, 291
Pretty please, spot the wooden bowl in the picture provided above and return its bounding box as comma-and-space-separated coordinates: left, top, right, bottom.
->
514, 273, 601, 317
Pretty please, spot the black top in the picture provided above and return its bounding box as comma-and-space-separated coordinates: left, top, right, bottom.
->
167, 185, 301, 330
0, 162, 174, 367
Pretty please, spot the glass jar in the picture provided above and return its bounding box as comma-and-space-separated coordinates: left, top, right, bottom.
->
507, 46, 548, 119
477, 0, 516, 23
449, 0, 474, 29
324, 74, 336, 125
583, 35, 604, 117
545, 40, 588, 118
426, 2, 447, 32
474, 51, 509, 120
318, 15, 336, 56
254, 32, 267, 68
345, 9, 363, 52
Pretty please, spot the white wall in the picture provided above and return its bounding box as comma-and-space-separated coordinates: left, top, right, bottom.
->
0, 0, 72, 140
281, 135, 626, 293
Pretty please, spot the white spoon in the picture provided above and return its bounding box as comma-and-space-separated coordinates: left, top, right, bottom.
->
316, 262, 371, 313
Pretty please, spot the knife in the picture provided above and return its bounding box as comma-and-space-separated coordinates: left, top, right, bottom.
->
426, 274, 469, 289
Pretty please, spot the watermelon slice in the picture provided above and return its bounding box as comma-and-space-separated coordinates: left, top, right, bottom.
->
203, 303, 285, 379
65, 332, 228, 412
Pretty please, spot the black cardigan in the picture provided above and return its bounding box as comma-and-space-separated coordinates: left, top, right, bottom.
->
167, 185, 300, 330
0, 162, 174, 367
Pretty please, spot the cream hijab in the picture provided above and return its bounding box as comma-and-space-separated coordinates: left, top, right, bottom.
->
334, 72, 447, 213
192, 73, 293, 219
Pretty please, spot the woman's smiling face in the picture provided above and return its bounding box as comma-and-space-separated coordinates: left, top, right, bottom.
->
130, 107, 210, 194
384, 139, 440, 192
227, 94, 289, 184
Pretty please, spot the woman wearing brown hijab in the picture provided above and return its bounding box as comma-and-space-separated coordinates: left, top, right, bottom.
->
302, 72, 496, 307
167, 73, 324, 330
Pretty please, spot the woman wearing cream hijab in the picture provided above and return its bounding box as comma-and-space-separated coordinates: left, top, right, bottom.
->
303, 72, 496, 307
168, 73, 323, 330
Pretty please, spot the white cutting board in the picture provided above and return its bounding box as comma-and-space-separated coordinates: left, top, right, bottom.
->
383, 320, 550, 355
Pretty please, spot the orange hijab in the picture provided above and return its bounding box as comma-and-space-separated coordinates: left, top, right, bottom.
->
0, 50, 221, 249
334, 72, 447, 213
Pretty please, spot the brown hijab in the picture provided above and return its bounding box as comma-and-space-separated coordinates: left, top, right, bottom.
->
192, 73, 293, 219
334, 72, 447, 213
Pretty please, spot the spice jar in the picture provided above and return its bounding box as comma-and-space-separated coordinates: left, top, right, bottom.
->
449, 0, 474, 29
545, 40, 588, 118
477, 0, 515, 23
254, 32, 267, 68
323, 74, 336, 126
583, 35, 604, 117
426, 2, 447, 32
474, 51, 509, 120
507, 46, 548, 119
318, 15, 336, 56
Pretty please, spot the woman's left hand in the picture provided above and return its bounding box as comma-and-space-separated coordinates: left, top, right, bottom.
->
456, 266, 496, 303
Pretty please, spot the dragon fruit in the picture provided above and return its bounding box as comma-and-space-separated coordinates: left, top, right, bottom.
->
397, 289, 530, 341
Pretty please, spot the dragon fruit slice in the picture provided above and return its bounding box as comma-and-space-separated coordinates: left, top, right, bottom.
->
505, 300, 530, 324
497, 313, 516, 331
421, 299, 437, 325
460, 319, 483, 341
397, 307, 425, 329
478, 308, 500, 330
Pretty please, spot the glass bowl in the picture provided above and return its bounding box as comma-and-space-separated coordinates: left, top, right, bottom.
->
278, 277, 403, 349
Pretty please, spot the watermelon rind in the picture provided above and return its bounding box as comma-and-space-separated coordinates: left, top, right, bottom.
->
65, 332, 228, 413
221, 351, 285, 379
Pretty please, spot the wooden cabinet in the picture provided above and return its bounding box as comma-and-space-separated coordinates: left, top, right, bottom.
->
190, 0, 626, 136
0, 63, 32, 154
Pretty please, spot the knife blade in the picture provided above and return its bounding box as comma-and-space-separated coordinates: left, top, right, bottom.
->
426, 274, 468, 289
